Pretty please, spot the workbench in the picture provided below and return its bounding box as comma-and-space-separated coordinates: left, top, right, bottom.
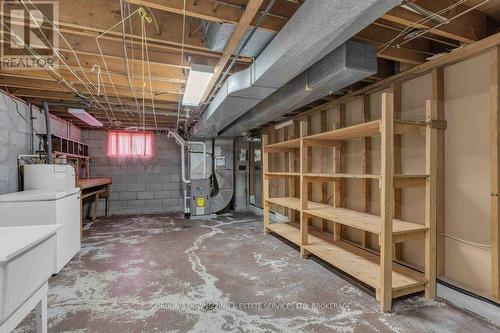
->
78, 178, 112, 230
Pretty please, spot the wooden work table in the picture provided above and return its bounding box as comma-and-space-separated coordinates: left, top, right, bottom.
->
78, 177, 112, 232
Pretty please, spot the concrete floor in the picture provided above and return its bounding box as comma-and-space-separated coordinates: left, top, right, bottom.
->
14, 211, 500, 332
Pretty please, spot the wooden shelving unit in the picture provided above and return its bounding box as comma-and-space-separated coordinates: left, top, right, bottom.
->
262, 92, 438, 312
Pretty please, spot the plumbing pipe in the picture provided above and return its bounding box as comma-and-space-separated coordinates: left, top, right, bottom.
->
167, 130, 190, 184
43, 101, 52, 164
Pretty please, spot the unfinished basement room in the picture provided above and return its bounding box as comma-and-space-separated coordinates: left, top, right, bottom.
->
2, 0, 500, 332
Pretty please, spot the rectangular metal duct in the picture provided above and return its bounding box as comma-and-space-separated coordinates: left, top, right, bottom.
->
191, 0, 400, 139
205, 22, 277, 58
220, 41, 378, 137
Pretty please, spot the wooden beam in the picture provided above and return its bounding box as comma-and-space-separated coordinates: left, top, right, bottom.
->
320, 109, 328, 231
491, 45, 500, 301
126, 0, 288, 32
262, 133, 270, 234
425, 99, 438, 300
362, 94, 372, 249
380, 92, 394, 312
383, 1, 488, 45
432, 68, 446, 279
392, 82, 403, 261
299, 121, 309, 258
201, 0, 265, 104
333, 103, 346, 241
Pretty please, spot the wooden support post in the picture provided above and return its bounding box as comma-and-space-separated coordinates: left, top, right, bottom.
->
92, 193, 99, 222
307, 116, 313, 227
362, 94, 372, 248
333, 104, 346, 241
320, 110, 328, 231
282, 127, 289, 218
432, 68, 446, 278
299, 121, 309, 258
380, 92, 394, 312
392, 82, 403, 260
262, 133, 270, 234
491, 46, 500, 301
425, 99, 438, 300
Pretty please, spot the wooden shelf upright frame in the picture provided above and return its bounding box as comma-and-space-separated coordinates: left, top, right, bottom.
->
262, 92, 439, 312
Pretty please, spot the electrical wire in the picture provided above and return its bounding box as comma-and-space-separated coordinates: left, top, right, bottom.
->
378, 0, 468, 56
442, 233, 491, 250
144, 23, 159, 133
399, 0, 492, 48
17, 0, 113, 125
6, 93, 40, 136
120, 0, 141, 124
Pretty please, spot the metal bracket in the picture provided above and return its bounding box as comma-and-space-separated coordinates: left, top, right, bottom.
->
428, 120, 447, 129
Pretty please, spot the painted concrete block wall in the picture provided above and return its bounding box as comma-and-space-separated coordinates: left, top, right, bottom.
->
0, 90, 80, 195
81, 130, 184, 215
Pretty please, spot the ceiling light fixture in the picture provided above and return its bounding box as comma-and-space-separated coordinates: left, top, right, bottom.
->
182, 64, 214, 107
68, 108, 103, 127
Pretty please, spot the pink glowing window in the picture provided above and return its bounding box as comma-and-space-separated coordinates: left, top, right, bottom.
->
107, 131, 154, 158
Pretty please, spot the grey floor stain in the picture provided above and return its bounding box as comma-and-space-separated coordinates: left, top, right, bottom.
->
13, 212, 500, 333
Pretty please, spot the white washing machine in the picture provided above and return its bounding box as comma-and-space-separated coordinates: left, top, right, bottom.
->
0, 188, 81, 273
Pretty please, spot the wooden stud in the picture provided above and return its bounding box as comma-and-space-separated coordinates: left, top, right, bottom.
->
262, 133, 270, 234
491, 46, 500, 301
320, 109, 328, 231
432, 67, 446, 278
380, 92, 394, 312
299, 121, 309, 258
425, 99, 438, 300
392, 82, 403, 260
333, 104, 346, 241
362, 94, 372, 249
288, 125, 297, 224
307, 115, 313, 227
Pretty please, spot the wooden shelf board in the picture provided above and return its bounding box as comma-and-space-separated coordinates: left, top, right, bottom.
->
303, 120, 426, 142
303, 173, 427, 187
266, 197, 330, 211
303, 206, 428, 236
264, 138, 301, 151
304, 120, 381, 141
77, 177, 112, 190
304, 236, 425, 291
266, 223, 425, 292
267, 223, 301, 246
303, 173, 380, 181
265, 172, 300, 179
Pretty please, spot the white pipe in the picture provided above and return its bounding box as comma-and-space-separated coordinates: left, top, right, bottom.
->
167, 130, 191, 184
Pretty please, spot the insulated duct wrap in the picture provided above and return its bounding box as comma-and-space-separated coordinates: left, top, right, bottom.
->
192, 0, 400, 138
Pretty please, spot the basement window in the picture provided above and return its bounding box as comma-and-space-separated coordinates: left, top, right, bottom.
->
107, 131, 154, 158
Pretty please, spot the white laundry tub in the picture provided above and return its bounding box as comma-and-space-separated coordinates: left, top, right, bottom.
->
0, 225, 60, 330
0, 189, 81, 274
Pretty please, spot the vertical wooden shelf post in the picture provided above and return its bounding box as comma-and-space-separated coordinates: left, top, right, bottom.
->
491, 46, 500, 301
425, 99, 438, 300
380, 92, 394, 312
392, 82, 403, 260
262, 133, 270, 234
299, 121, 309, 258
362, 94, 372, 249
333, 103, 346, 241
289, 123, 297, 223
432, 68, 446, 279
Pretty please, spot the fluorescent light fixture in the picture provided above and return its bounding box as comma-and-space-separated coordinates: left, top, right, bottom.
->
182, 64, 214, 107
68, 108, 103, 127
